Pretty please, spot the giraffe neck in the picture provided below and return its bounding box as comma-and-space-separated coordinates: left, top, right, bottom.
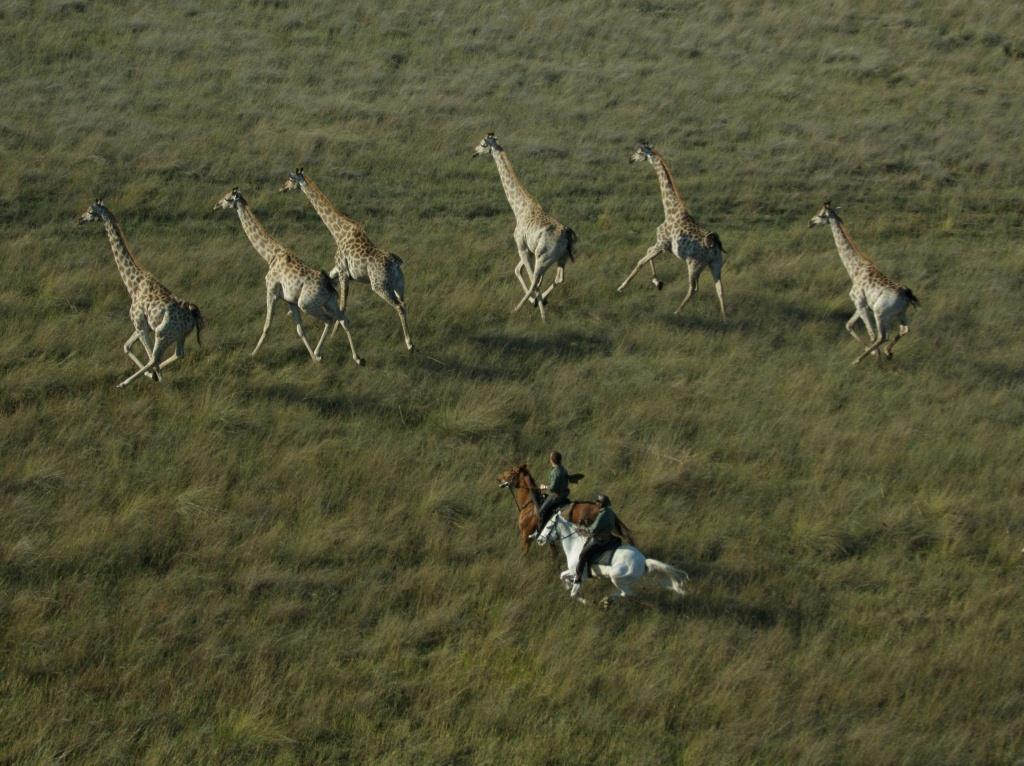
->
299, 177, 359, 244
651, 154, 687, 221
100, 214, 145, 296
828, 218, 872, 283
492, 150, 539, 224
235, 202, 280, 265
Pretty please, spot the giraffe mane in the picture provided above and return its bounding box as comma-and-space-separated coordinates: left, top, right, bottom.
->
650, 149, 685, 204
836, 219, 878, 268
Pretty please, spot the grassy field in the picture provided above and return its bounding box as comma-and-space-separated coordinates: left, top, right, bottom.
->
2, 0, 1024, 762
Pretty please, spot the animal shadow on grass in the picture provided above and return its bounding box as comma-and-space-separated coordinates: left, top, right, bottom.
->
469, 328, 611, 361
625, 559, 779, 629
251, 380, 387, 420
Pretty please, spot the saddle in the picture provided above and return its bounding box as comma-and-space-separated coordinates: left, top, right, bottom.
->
586, 539, 622, 574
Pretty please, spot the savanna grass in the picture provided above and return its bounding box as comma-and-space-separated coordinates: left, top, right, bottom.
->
1, 0, 1023, 763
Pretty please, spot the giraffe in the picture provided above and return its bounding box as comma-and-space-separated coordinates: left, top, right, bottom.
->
809, 201, 919, 364
77, 200, 204, 388
619, 142, 726, 318
473, 133, 577, 321
214, 188, 363, 366
279, 169, 413, 351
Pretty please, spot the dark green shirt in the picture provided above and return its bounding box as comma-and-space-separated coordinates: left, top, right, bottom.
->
548, 464, 570, 497
589, 506, 617, 535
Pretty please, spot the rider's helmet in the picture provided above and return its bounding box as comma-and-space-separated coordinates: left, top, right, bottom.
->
596, 494, 611, 507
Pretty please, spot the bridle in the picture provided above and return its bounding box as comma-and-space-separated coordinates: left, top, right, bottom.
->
500, 473, 541, 517
537, 512, 583, 545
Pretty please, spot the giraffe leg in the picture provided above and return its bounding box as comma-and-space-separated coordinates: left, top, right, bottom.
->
286, 303, 319, 362
513, 260, 532, 297
370, 284, 414, 352
540, 266, 565, 301
845, 311, 868, 346
710, 255, 726, 319
647, 258, 663, 290
252, 292, 276, 357
122, 330, 148, 371
674, 261, 703, 315
327, 306, 364, 366
884, 312, 910, 358
134, 324, 161, 380
329, 273, 352, 338
156, 339, 186, 371
854, 312, 889, 365
313, 323, 331, 358
618, 244, 666, 293
117, 336, 170, 388
514, 265, 547, 320
513, 238, 539, 304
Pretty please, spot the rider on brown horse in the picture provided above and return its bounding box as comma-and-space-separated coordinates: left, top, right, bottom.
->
497, 465, 635, 552
534, 451, 571, 537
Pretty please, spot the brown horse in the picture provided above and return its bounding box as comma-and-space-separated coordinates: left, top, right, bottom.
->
497, 464, 635, 552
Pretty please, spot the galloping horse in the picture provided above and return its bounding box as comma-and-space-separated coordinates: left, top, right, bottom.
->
536, 511, 688, 607
497, 464, 635, 552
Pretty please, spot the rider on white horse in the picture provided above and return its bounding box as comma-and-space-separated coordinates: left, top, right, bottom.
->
536, 502, 688, 605
571, 494, 621, 591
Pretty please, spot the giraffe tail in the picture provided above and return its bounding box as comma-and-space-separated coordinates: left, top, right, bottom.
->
320, 270, 338, 297
565, 227, 577, 262
901, 287, 920, 307
707, 232, 726, 254
186, 303, 204, 346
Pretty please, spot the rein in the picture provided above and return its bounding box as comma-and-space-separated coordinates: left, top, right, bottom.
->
540, 516, 583, 545
504, 480, 537, 517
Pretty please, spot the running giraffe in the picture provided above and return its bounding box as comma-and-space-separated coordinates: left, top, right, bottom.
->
280, 169, 413, 351
77, 200, 203, 388
473, 133, 577, 321
214, 187, 363, 365
619, 142, 726, 318
809, 201, 919, 364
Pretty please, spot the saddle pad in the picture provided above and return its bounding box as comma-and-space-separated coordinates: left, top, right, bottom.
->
588, 541, 621, 573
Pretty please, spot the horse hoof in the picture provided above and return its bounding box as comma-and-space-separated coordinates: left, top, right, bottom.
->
354, 357, 365, 367
652, 279, 664, 290
600, 597, 612, 610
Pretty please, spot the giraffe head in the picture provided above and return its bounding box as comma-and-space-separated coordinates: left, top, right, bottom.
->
77, 199, 110, 225
473, 132, 502, 158
279, 167, 307, 193
630, 141, 656, 164
809, 200, 842, 227
214, 187, 245, 212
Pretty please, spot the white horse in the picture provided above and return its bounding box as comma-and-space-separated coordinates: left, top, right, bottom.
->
536, 511, 688, 606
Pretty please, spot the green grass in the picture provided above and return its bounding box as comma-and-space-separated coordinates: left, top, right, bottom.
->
2, 0, 1024, 762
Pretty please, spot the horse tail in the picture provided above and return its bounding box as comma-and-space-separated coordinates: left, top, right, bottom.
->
565, 227, 577, 262
901, 287, 920, 307
186, 303, 204, 346
615, 519, 636, 547
645, 558, 688, 596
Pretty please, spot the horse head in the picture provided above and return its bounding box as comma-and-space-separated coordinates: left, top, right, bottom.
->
497, 464, 535, 490
535, 510, 566, 547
